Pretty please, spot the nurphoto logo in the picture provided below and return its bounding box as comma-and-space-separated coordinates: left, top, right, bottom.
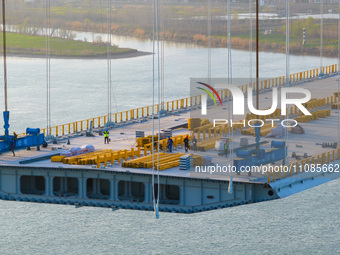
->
197, 82, 312, 116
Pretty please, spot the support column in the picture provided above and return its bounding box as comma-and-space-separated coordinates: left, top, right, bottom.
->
179, 181, 185, 205
124, 181, 129, 196
110, 179, 114, 201
16, 171, 20, 194
45, 175, 50, 196
78, 176, 85, 199
50, 177, 54, 196
145, 179, 151, 204
114, 180, 119, 201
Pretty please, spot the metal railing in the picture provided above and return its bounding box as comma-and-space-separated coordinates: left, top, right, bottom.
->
268, 148, 340, 182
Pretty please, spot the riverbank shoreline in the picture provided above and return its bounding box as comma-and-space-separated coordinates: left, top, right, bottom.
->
5, 49, 152, 60
103, 31, 336, 58
2, 30, 334, 59
0, 32, 152, 60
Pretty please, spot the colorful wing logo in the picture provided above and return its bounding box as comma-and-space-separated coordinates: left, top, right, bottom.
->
196, 82, 222, 106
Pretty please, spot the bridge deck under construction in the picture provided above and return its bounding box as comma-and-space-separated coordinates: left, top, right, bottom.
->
0, 75, 339, 184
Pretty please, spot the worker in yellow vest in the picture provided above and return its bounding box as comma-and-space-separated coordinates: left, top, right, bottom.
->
104, 130, 110, 144
224, 139, 229, 158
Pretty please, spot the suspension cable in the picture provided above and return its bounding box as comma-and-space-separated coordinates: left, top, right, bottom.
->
248, 0, 253, 172
320, 0, 324, 73
156, 0, 161, 216
151, 0, 160, 219
160, 0, 165, 111
207, 0, 211, 83
338, 1, 340, 147
227, 0, 232, 83
249, 0, 253, 87
227, 0, 234, 167
46, 0, 51, 137
285, 0, 290, 165
286, 0, 290, 85
107, 0, 112, 124
2, 0, 7, 113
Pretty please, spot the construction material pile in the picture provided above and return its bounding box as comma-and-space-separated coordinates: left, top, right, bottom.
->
188, 118, 201, 130
51, 148, 141, 166
179, 155, 192, 170
295, 109, 330, 122
122, 152, 184, 170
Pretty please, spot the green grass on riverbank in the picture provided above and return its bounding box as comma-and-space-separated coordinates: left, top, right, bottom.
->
218, 31, 338, 49
212, 30, 338, 57
0, 32, 135, 57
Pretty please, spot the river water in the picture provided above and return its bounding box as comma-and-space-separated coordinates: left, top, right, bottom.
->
0, 178, 339, 254
0, 35, 339, 254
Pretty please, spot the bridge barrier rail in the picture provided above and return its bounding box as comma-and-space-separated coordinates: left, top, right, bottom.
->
268, 148, 340, 182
